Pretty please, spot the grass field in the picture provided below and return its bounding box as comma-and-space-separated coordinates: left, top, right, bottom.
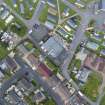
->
0, 42, 8, 60
81, 72, 102, 101
100, 95, 105, 105
5, 0, 39, 19
39, 4, 49, 23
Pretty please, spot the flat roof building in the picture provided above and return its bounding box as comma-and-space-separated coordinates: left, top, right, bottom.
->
41, 37, 64, 58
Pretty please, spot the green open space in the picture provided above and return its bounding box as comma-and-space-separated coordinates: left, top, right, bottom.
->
45, 58, 60, 74
0, 42, 8, 60
39, 4, 49, 23
58, 0, 76, 18
81, 72, 102, 101
5, 0, 39, 19
41, 99, 56, 105
100, 94, 105, 105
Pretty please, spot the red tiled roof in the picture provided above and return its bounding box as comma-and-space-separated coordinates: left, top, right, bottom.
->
38, 63, 53, 78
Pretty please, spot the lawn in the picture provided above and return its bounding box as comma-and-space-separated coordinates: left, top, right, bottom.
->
10, 18, 27, 37
39, 4, 49, 23
45, 58, 60, 74
41, 99, 56, 105
81, 72, 102, 101
5, 0, 39, 19
24, 41, 34, 51
100, 95, 105, 105
68, 58, 81, 70
33, 48, 40, 57
68, 0, 76, 3
0, 42, 8, 60
58, 0, 76, 18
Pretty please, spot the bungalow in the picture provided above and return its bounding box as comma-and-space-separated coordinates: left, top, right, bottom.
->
26, 53, 39, 70
33, 89, 46, 104
47, 0, 56, 8
57, 27, 69, 38
17, 78, 34, 96
12, 0, 17, 7
5, 15, 14, 25
20, 3, 25, 14
5, 56, 17, 71
75, 67, 91, 83
38, 62, 53, 78
47, 13, 57, 24
45, 21, 55, 30
0, 9, 9, 20
67, 18, 77, 29
62, 8, 70, 17
100, 49, 105, 56
86, 41, 99, 51
48, 7, 57, 16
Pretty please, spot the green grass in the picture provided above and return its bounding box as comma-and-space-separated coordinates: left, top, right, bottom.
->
45, 58, 60, 74
5, 0, 39, 20
68, 58, 81, 70
39, 4, 49, 23
100, 95, 105, 105
31, 80, 37, 87
68, 0, 76, 3
0, 42, 8, 60
34, 48, 40, 57
42, 99, 56, 105
10, 18, 27, 37
81, 72, 102, 101
59, 0, 76, 19
59, 0, 67, 14
25, 42, 34, 51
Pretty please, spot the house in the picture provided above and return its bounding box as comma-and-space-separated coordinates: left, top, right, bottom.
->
17, 44, 29, 56
86, 41, 99, 51
41, 37, 64, 58
47, 0, 56, 8
38, 63, 53, 78
5, 15, 14, 25
0, 70, 4, 80
100, 49, 105, 56
0, 9, 9, 20
12, 0, 17, 7
47, 13, 57, 23
62, 8, 70, 17
17, 78, 34, 96
5, 56, 17, 71
26, 53, 39, 70
67, 18, 77, 29
5, 90, 26, 105
83, 53, 105, 72
45, 20, 55, 30
75, 0, 85, 8
57, 27, 69, 38
48, 7, 57, 16
32, 89, 46, 104
75, 67, 91, 83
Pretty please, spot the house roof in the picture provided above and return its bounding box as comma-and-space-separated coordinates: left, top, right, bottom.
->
38, 63, 53, 78
5, 57, 17, 70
